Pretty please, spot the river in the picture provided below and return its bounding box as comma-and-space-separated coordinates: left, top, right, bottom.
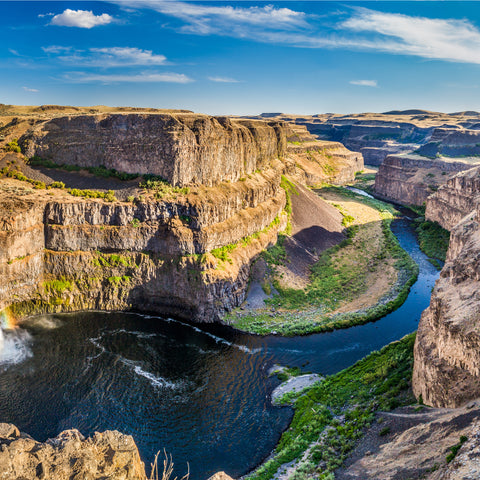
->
0, 215, 439, 480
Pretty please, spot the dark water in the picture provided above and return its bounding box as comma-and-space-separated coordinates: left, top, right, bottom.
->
0, 217, 438, 480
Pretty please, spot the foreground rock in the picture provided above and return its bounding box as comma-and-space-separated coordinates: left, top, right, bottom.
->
0, 423, 146, 479
374, 153, 480, 206
337, 404, 480, 480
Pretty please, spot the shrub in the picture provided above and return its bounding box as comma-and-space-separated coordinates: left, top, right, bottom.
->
4, 139, 21, 153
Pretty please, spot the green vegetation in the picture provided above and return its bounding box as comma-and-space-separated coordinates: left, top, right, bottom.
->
107, 275, 131, 286
139, 176, 190, 198
43, 278, 74, 295
280, 175, 298, 235
92, 252, 137, 268
211, 244, 237, 263
68, 188, 116, 202
352, 171, 377, 192
275, 366, 303, 382
248, 334, 416, 480
210, 215, 283, 265
4, 139, 21, 153
28, 156, 139, 181
262, 233, 287, 266
415, 220, 450, 270
446, 436, 468, 463
228, 187, 418, 335
0, 167, 46, 189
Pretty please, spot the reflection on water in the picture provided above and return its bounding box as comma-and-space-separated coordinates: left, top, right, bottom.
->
0, 217, 438, 479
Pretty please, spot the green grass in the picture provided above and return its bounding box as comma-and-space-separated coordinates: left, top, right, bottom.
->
227, 187, 418, 335
280, 175, 298, 234
415, 220, 449, 269
107, 275, 131, 285
446, 436, 468, 463
139, 176, 190, 198
92, 252, 137, 269
209, 214, 284, 266
68, 188, 117, 202
247, 334, 416, 480
43, 278, 74, 295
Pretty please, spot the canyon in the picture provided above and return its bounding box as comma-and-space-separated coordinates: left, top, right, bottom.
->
3, 105, 480, 480
0, 108, 364, 325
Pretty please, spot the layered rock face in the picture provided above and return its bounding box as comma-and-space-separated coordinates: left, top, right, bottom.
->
0, 423, 146, 480
413, 208, 480, 407
0, 165, 286, 322
413, 167, 480, 408
426, 166, 480, 231
286, 128, 363, 185
374, 154, 480, 206
21, 114, 287, 187
249, 110, 480, 166
0, 112, 294, 322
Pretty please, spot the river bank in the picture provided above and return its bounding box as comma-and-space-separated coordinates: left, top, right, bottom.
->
225, 185, 418, 336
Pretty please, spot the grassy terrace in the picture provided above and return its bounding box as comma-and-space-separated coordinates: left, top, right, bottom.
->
415, 219, 449, 270
248, 334, 416, 480
226, 186, 418, 336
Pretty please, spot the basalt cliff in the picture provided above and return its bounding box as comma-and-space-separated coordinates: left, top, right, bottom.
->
374, 153, 480, 206
413, 166, 480, 408
0, 107, 363, 324
251, 110, 480, 166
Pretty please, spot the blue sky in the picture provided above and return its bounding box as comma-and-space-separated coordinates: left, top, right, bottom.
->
1, 1, 480, 115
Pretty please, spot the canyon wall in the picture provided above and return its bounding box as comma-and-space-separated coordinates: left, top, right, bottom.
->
0, 169, 286, 323
1, 111, 364, 324
413, 167, 480, 407
426, 166, 480, 231
374, 154, 480, 206
20, 114, 287, 187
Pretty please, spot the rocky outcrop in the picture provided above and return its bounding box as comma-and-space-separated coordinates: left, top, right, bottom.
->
417, 127, 480, 158
413, 207, 480, 407
426, 166, 480, 231
338, 405, 480, 480
0, 166, 286, 322
20, 114, 287, 187
0, 423, 146, 480
287, 138, 363, 186
374, 154, 480, 206
245, 111, 480, 166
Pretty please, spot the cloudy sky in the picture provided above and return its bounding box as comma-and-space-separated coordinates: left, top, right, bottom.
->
2, 1, 480, 115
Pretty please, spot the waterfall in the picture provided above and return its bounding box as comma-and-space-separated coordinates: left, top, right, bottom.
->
0, 327, 4, 354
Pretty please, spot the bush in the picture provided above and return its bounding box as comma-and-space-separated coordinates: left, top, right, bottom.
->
4, 139, 21, 153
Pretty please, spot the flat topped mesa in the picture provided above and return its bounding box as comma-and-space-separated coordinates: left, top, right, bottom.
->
20, 113, 287, 187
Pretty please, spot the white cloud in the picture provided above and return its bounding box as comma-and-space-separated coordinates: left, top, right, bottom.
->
208, 76, 240, 83
350, 80, 378, 87
115, 1, 307, 35
22, 86, 39, 92
42, 45, 73, 54
342, 9, 480, 64
50, 9, 113, 29
9, 49, 21, 56
38, 13, 54, 18
43, 46, 168, 67
64, 72, 193, 84
115, 1, 480, 66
